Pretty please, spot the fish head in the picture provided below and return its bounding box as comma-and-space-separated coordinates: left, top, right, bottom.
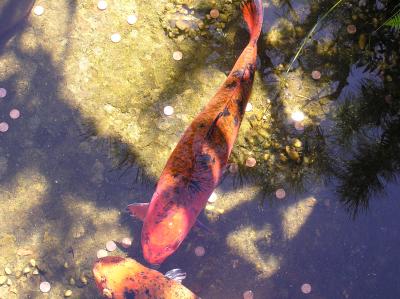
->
93, 256, 137, 298
142, 207, 191, 265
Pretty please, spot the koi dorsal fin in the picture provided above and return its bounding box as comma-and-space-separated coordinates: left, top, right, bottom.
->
126, 203, 149, 221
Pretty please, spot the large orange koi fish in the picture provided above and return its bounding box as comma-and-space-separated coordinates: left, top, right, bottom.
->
128, 0, 264, 265
93, 256, 199, 299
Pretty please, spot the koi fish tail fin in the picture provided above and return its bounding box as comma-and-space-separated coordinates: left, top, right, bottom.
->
241, 0, 263, 43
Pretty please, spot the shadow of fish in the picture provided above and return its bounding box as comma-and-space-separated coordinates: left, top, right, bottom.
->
0, 0, 35, 37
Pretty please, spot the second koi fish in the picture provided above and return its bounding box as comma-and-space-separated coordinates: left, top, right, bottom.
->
128, 0, 264, 265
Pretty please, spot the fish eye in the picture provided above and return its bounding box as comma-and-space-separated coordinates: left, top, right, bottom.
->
103, 288, 113, 298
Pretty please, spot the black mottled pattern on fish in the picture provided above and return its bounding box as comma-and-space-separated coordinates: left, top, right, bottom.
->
222, 106, 230, 116
234, 115, 239, 127
188, 179, 202, 193
123, 289, 136, 299
224, 80, 237, 89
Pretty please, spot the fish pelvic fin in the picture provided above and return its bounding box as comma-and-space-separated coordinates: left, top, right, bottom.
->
241, 0, 263, 42
126, 202, 149, 221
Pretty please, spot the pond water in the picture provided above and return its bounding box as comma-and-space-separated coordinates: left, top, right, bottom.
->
0, 0, 399, 298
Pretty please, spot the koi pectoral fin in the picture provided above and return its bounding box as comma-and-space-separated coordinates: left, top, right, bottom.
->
164, 268, 187, 283
126, 203, 149, 221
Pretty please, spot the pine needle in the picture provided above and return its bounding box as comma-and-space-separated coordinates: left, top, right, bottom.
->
287, 0, 346, 73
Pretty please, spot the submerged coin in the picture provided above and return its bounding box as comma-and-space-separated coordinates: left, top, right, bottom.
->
172, 51, 183, 61
229, 163, 239, 174
33, 6, 44, 16
121, 237, 132, 248
9, 109, 20, 119
163, 106, 174, 116
111, 33, 121, 43
291, 111, 305, 122
294, 122, 304, 131
347, 24, 357, 34
97, 249, 108, 259
311, 70, 321, 80
245, 157, 256, 167
0, 122, 9, 133
210, 9, 220, 19
0, 88, 6, 98
194, 246, 205, 257
301, 283, 312, 294
245, 103, 253, 112
106, 241, 117, 252
275, 188, 286, 199
97, 0, 107, 10
208, 192, 218, 203
39, 281, 51, 293
243, 290, 254, 299
127, 14, 137, 25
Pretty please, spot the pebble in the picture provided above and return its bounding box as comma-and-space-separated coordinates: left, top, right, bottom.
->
176, 20, 189, 31
29, 259, 36, 267
194, 246, 205, 257
301, 283, 312, 294
39, 281, 51, 293
243, 290, 254, 299
245, 103, 253, 112
111, 33, 121, 43
311, 70, 321, 80
6, 278, 11, 286
275, 188, 286, 199
291, 111, 305, 122
172, 51, 183, 61
64, 290, 73, 297
163, 105, 174, 116
245, 157, 257, 167
80, 275, 88, 285
208, 192, 218, 203
5, 267, 12, 275
205, 204, 214, 211
97, 249, 108, 259
385, 94, 392, 104
127, 14, 138, 25
33, 6, 44, 16
0, 122, 9, 132
121, 237, 132, 248
292, 139, 302, 148
210, 8, 220, 19
106, 240, 117, 252
23, 267, 31, 274
0, 275, 7, 285
32, 269, 39, 275
0, 88, 6, 98
229, 163, 239, 174
97, 0, 107, 10
347, 24, 357, 34
69, 277, 76, 286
